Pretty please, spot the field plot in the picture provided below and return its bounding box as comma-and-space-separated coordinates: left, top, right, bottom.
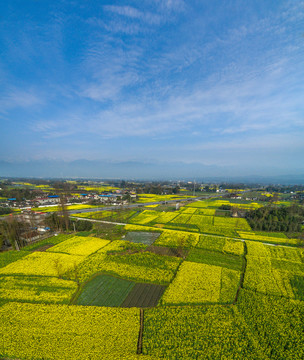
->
152, 211, 179, 224
136, 194, 195, 203
76, 239, 181, 285
237, 290, 304, 360
160, 261, 240, 305
146, 245, 188, 258
32, 204, 101, 212
0, 302, 141, 360
197, 208, 217, 215
124, 231, 160, 245
184, 214, 243, 237
93, 252, 181, 284
0, 275, 77, 304
76, 274, 135, 306
184, 200, 211, 208
188, 214, 213, 226
0, 250, 29, 269
255, 231, 288, 239
214, 217, 251, 231
196, 235, 245, 256
238, 231, 299, 245
246, 240, 303, 261
0, 251, 85, 277
71, 210, 111, 219
75, 240, 146, 282
170, 213, 193, 224
125, 224, 162, 233
47, 236, 110, 256
154, 229, 199, 248
187, 248, 243, 271
122, 283, 166, 307
23, 234, 73, 251
143, 306, 263, 360
244, 242, 304, 299
179, 207, 198, 214
129, 210, 161, 225
185, 199, 262, 210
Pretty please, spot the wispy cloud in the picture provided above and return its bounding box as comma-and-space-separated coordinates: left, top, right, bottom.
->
0, 88, 44, 114
104, 5, 162, 25
1, 0, 304, 174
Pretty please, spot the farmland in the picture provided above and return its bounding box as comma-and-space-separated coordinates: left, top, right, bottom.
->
0, 196, 304, 359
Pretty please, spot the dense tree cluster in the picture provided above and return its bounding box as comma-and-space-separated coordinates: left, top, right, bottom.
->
69, 219, 93, 232
0, 207, 13, 215
0, 188, 42, 201
245, 205, 304, 232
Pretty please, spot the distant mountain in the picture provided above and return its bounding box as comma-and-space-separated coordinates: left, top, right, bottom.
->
0, 159, 304, 184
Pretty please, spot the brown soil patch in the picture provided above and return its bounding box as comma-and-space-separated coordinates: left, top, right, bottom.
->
121, 283, 166, 308
146, 245, 188, 258
32, 244, 55, 252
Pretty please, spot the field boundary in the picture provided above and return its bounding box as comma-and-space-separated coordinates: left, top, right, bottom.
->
233, 242, 248, 305
137, 308, 144, 354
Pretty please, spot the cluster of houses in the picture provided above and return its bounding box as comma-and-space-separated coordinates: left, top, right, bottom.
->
4, 190, 136, 208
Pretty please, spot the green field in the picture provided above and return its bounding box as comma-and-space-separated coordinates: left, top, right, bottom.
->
75, 274, 135, 306
187, 248, 244, 271
143, 306, 264, 359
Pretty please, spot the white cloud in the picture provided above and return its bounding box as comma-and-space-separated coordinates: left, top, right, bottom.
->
0, 88, 44, 114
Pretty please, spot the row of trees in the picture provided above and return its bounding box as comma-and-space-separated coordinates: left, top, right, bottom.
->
246, 205, 304, 233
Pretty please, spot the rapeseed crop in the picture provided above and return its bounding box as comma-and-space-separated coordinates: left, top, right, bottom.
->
0, 275, 77, 304
0, 302, 140, 360
47, 236, 110, 256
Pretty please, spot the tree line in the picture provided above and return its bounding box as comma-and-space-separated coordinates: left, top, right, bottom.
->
245, 205, 304, 233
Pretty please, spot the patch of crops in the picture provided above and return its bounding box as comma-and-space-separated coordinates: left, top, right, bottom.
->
124, 231, 160, 245
129, 210, 160, 225
151, 211, 179, 224
187, 248, 243, 271
237, 290, 304, 359
143, 306, 263, 359
255, 231, 288, 239
0, 302, 140, 360
0, 250, 29, 269
75, 230, 93, 236
243, 255, 302, 299
47, 236, 110, 256
267, 245, 303, 262
238, 231, 299, 245
76, 274, 135, 306
22, 234, 73, 251
75, 240, 145, 282
163, 223, 199, 232
160, 261, 240, 305
154, 229, 199, 248
214, 217, 251, 231
290, 275, 304, 300
249, 240, 303, 261
146, 245, 188, 258
0, 275, 77, 304
0, 251, 85, 277
93, 252, 182, 285
122, 283, 166, 307
170, 213, 193, 224
179, 207, 197, 214
125, 224, 163, 233
196, 235, 245, 256
32, 204, 101, 212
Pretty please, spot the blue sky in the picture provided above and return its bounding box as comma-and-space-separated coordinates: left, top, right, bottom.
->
1, 0, 304, 177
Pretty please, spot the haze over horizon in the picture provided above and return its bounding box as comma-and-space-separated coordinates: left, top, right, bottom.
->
1, 1, 304, 179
